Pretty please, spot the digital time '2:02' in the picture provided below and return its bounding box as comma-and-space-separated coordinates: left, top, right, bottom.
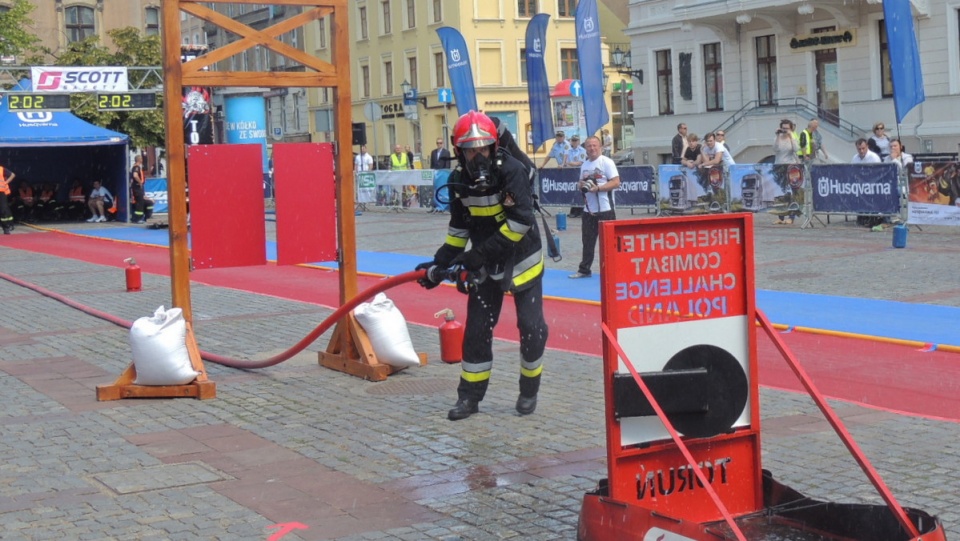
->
7, 93, 71, 111
97, 93, 157, 110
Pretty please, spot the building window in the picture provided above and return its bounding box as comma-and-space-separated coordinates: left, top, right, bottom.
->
558, 0, 577, 17
432, 0, 442, 23
519, 0, 538, 17
656, 49, 673, 115
65, 6, 96, 43
879, 20, 893, 98
560, 48, 579, 80
318, 17, 327, 48
406, 0, 415, 28
362, 65, 371, 97
382, 0, 391, 34
520, 48, 528, 83
756, 35, 777, 106
703, 43, 723, 112
434, 51, 445, 87
408, 57, 418, 89
359, 7, 368, 40
145, 7, 160, 36
384, 60, 393, 95
293, 93, 302, 131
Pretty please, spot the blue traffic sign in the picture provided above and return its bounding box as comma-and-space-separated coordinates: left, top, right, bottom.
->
570, 80, 582, 98
438, 88, 453, 104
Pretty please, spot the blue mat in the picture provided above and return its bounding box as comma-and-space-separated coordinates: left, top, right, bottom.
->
70, 227, 960, 348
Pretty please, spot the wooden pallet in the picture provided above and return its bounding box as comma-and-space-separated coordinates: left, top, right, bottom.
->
96, 322, 216, 401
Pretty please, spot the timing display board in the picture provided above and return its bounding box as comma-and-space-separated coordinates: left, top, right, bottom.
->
6, 93, 71, 112
598, 213, 762, 524
97, 92, 158, 111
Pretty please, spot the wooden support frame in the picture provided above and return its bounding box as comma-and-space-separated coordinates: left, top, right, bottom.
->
97, 323, 216, 401
98, 0, 406, 402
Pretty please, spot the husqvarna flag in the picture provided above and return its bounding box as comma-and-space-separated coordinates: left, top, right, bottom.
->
526, 14, 554, 152
883, 0, 924, 123
575, 0, 609, 136
436, 27, 478, 115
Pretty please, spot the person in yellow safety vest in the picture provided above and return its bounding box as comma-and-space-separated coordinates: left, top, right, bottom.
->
0, 164, 14, 234
797, 119, 817, 163
390, 144, 409, 171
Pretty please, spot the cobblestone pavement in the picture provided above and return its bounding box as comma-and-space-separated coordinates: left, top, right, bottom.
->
0, 211, 957, 540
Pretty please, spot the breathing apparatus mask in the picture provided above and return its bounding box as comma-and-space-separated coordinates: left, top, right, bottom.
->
460, 145, 497, 190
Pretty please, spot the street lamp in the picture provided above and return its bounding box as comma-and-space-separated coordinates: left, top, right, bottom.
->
610, 46, 644, 85
400, 79, 427, 107
399, 79, 427, 161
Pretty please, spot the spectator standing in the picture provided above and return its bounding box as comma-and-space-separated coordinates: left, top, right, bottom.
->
671, 123, 688, 164
699, 132, 736, 168
773, 120, 800, 164
885, 139, 913, 172
601, 129, 613, 157
354, 145, 374, 172
130, 154, 148, 224
0, 163, 14, 234
562, 135, 587, 168
389, 144, 409, 171
715, 130, 731, 156
86, 180, 113, 223
429, 138, 451, 169
798, 120, 817, 163
681, 133, 702, 169
569, 136, 620, 279
868, 123, 891, 160
405, 145, 415, 169
413, 111, 548, 421
852, 138, 881, 164
539, 131, 569, 168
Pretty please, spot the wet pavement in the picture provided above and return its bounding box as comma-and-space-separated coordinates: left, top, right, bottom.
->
0, 208, 958, 540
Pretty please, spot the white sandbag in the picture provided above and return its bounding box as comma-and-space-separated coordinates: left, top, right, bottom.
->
130, 306, 199, 385
353, 293, 421, 368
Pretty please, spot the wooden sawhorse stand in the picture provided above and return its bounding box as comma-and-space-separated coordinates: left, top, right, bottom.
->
96, 323, 216, 401
319, 314, 426, 382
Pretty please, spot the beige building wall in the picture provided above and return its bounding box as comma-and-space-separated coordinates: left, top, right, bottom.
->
7, 0, 161, 60
306, 0, 628, 167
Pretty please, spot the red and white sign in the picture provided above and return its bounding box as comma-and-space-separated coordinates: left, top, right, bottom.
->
31, 66, 128, 92
599, 214, 762, 524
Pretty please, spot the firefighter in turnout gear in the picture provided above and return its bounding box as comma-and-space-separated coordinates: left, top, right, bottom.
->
415, 111, 549, 421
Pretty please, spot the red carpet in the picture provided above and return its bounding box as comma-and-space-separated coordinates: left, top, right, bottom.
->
2, 230, 959, 422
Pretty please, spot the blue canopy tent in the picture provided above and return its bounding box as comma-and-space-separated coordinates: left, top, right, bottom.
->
0, 86, 130, 221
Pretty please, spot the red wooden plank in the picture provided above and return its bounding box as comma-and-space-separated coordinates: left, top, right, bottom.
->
272, 142, 338, 265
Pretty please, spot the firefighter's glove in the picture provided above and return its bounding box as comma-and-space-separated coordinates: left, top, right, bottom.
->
454, 268, 480, 295
452, 250, 484, 272
415, 261, 443, 290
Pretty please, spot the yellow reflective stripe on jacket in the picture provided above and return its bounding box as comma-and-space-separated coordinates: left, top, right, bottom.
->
468, 203, 504, 218
445, 235, 468, 248
499, 222, 524, 242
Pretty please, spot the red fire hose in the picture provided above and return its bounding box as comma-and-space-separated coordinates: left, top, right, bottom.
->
0, 269, 427, 370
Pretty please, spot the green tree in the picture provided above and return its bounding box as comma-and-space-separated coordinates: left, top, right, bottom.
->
54, 28, 165, 149
0, 0, 47, 76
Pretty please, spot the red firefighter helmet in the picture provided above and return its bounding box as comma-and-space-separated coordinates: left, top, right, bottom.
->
451, 111, 498, 151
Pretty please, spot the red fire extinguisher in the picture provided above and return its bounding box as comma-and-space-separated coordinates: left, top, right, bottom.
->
124, 257, 142, 292
434, 309, 464, 364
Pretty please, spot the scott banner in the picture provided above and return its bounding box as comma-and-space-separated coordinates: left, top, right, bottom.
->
907, 161, 960, 225
811, 163, 899, 214
538, 166, 655, 207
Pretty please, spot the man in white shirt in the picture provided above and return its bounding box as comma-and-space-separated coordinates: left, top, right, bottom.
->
570, 136, 620, 279
86, 180, 113, 223
354, 145, 374, 172
699, 132, 735, 168
851, 138, 881, 163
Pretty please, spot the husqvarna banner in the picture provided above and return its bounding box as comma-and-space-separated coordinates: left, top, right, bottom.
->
436, 27, 478, 115
810, 163, 899, 214
525, 14, 554, 152
538, 166, 655, 207
32, 67, 128, 92
574, 0, 609, 136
